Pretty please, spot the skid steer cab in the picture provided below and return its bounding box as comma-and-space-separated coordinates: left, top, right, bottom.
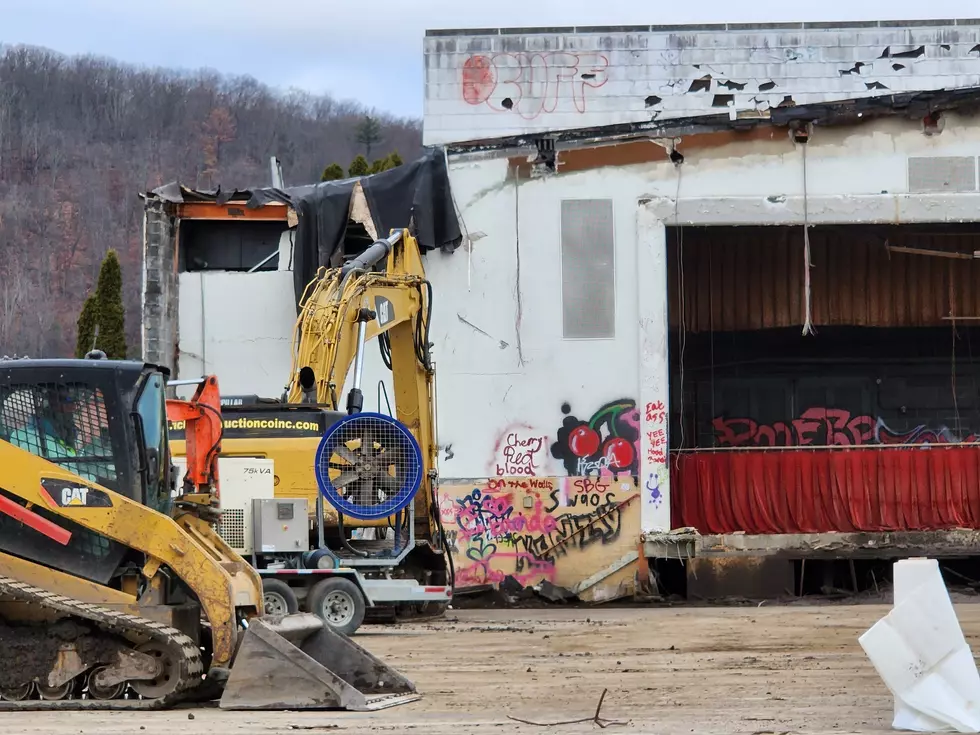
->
0, 358, 419, 710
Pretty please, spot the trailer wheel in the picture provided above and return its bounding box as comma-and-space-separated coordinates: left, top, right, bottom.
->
307, 577, 365, 636
262, 578, 299, 615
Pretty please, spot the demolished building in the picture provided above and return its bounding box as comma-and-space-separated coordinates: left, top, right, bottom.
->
143, 19, 980, 601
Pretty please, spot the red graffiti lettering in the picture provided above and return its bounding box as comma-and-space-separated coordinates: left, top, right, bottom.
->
572, 477, 610, 495
645, 427, 668, 464
461, 52, 609, 120
492, 430, 548, 477
645, 400, 667, 425
715, 408, 890, 447
461, 55, 496, 104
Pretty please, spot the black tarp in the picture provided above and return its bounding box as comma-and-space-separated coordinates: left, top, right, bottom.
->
148, 148, 462, 308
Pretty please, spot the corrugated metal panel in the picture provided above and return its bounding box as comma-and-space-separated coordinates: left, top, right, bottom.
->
667, 226, 980, 332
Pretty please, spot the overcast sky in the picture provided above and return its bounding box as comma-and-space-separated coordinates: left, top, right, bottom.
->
3, 0, 978, 119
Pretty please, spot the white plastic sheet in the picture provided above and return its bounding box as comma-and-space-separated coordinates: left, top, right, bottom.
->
859, 558, 980, 733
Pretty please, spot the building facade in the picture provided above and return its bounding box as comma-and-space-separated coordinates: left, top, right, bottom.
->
144, 20, 980, 600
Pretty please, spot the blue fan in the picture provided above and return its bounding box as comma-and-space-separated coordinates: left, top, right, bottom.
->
313, 411, 423, 521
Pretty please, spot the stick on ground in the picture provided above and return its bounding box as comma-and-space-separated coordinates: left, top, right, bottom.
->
507, 688, 628, 729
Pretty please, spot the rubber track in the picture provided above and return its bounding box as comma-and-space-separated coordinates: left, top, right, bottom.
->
0, 573, 203, 710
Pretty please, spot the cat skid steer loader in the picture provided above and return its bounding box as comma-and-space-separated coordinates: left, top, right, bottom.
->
0, 357, 418, 710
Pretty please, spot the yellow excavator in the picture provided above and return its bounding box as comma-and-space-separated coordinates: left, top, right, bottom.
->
0, 355, 419, 708
169, 228, 454, 631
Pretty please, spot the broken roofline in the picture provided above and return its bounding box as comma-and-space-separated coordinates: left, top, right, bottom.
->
436, 85, 980, 155
425, 18, 980, 36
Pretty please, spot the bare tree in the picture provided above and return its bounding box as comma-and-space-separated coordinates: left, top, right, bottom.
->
0, 44, 423, 357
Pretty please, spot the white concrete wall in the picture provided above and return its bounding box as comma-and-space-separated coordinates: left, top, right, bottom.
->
422, 154, 643, 482
173, 112, 980, 535
423, 21, 980, 146
430, 112, 980, 534
176, 270, 297, 401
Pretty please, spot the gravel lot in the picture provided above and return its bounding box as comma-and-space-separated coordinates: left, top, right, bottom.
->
7, 602, 962, 734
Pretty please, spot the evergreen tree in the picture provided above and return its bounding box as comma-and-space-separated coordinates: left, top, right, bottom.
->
368, 151, 404, 175
94, 249, 127, 359
348, 155, 370, 177
354, 116, 383, 159
74, 294, 97, 358
320, 163, 345, 181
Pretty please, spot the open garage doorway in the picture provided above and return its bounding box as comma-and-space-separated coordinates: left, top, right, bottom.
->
665, 223, 980, 538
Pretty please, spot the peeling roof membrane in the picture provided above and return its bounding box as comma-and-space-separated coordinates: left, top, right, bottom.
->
146, 149, 462, 308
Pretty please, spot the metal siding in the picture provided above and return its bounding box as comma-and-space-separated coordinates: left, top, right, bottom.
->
668, 226, 980, 331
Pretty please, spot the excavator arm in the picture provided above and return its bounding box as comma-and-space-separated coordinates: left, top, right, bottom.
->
165, 375, 223, 521
284, 229, 439, 540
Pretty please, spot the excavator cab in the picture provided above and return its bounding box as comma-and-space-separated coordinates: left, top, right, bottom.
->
0, 359, 172, 587
0, 358, 419, 709
0, 360, 167, 504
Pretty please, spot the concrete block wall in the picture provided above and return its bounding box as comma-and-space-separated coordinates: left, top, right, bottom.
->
423, 20, 980, 146
140, 199, 179, 374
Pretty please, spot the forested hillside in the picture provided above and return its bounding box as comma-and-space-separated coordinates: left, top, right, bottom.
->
0, 45, 422, 358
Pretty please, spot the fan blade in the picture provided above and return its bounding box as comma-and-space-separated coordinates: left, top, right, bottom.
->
360, 427, 378, 457
354, 478, 376, 506
334, 445, 358, 465
378, 474, 401, 493
333, 470, 360, 488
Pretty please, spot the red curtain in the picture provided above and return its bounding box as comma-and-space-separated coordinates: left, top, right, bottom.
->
670, 448, 980, 534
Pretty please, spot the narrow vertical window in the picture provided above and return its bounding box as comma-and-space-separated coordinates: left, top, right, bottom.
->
560, 199, 615, 338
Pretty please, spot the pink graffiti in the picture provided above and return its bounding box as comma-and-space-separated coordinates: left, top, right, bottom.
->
454, 552, 557, 588
452, 492, 557, 542
461, 52, 609, 120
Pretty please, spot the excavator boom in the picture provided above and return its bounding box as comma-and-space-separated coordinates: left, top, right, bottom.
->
285, 229, 443, 543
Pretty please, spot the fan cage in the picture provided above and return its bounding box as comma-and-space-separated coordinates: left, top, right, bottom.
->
314, 412, 423, 521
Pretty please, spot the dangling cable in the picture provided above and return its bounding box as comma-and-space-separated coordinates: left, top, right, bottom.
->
802, 141, 816, 336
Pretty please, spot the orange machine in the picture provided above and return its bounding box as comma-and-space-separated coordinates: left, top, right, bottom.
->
165, 376, 223, 517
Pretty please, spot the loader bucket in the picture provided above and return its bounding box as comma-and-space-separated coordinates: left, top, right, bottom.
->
219, 612, 420, 711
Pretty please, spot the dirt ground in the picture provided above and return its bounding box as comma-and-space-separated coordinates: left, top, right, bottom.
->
7, 602, 971, 735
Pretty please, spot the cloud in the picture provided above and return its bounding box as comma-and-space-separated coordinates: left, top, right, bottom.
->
2, 0, 977, 117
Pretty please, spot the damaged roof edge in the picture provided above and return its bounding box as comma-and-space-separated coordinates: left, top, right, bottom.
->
425, 17, 980, 36
437, 85, 980, 155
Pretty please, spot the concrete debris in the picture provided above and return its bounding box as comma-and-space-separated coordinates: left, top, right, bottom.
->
533, 580, 575, 603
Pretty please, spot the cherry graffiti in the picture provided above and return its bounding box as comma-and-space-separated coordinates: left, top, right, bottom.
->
552, 400, 640, 477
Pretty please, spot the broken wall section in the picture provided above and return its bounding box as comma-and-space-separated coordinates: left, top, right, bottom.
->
141, 198, 179, 373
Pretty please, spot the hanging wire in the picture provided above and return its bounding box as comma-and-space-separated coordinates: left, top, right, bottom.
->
950, 266, 962, 439
674, 163, 687, 451
377, 379, 393, 416
802, 140, 816, 336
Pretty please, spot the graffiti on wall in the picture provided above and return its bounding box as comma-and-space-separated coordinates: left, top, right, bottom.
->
644, 400, 668, 465
489, 425, 551, 476
646, 471, 664, 509
713, 407, 980, 447
440, 476, 639, 589
461, 52, 609, 119
552, 400, 641, 477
